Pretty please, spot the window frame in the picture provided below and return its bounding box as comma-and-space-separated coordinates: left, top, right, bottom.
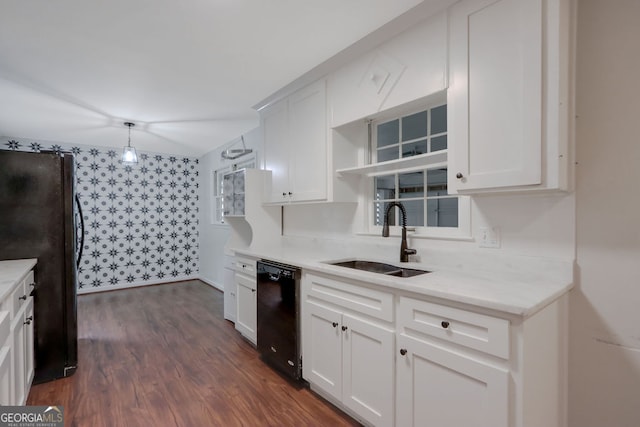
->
364, 103, 471, 240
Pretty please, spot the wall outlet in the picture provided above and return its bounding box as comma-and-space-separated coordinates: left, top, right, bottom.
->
479, 226, 501, 248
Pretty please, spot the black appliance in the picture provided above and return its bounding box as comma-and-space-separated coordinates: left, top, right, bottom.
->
257, 259, 301, 382
0, 150, 81, 383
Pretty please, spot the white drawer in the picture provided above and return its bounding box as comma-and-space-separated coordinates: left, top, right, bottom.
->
305, 273, 394, 322
398, 297, 510, 359
235, 256, 257, 277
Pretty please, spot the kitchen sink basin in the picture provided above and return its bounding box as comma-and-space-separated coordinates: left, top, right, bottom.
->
328, 260, 430, 278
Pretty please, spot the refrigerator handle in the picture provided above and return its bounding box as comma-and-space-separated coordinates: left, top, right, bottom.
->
75, 194, 85, 268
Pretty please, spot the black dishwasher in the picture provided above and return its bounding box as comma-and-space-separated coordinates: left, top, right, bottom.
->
257, 260, 301, 382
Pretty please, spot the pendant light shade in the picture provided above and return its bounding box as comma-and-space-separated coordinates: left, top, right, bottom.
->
122, 122, 138, 164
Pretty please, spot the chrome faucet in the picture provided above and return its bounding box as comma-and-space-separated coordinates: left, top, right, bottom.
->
382, 202, 417, 262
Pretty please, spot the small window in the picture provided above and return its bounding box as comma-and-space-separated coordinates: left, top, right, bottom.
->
368, 104, 469, 238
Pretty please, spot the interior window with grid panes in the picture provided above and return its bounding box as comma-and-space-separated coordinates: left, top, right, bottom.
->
372, 105, 459, 229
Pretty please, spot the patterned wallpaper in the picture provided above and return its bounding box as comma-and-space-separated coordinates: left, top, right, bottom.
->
1, 137, 200, 291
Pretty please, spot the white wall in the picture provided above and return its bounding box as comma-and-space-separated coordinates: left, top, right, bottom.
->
198, 127, 262, 289
570, 1, 640, 425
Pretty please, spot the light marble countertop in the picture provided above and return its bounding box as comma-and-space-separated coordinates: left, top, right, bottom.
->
234, 245, 573, 318
0, 259, 37, 301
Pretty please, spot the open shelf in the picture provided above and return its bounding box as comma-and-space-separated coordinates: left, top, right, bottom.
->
336, 150, 448, 177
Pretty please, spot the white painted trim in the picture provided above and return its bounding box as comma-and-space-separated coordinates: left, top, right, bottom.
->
198, 276, 224, 292
77, 275, 199, 294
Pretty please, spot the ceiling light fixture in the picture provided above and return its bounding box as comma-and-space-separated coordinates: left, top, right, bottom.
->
121, 122, 138, 164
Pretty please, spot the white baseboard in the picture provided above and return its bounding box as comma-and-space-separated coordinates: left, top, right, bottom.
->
77, 275, 200, 295
198, 276, 224, 292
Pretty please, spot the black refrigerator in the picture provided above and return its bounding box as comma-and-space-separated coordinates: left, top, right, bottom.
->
0, 150, 80, 383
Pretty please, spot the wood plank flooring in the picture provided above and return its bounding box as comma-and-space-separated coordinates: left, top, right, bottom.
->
27, 280, 360, 427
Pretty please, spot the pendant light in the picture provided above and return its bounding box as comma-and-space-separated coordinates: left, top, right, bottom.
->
121, 122, 138, 164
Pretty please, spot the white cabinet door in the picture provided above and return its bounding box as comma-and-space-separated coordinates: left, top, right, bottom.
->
342, 313, 394, 427
303, 301, 342, 400
0, 310, 11, 406
396, 334, 509, 427
24, 298, 34, 388
288, 80, 327, 202
262, 98, 290, 203
235, 273, 257, 345
11, 312, 25, 405
448, 0, 543, 191
223, 267, 236, 322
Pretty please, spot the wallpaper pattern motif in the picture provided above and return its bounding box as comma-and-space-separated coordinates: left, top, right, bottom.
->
2, 138, 200, 290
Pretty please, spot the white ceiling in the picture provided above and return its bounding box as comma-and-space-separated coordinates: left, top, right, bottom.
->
0, 0, 426, 157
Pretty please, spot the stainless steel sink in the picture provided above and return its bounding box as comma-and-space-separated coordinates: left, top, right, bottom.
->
328, 260, 430, 278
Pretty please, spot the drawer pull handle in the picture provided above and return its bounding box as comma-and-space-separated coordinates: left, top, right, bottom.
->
332, 322, 338, 328
19, 295, 27, 301
400, 348, 407, 356
341, 326, 348, 331
456, 172, 464, 179
441, 321, 450, 329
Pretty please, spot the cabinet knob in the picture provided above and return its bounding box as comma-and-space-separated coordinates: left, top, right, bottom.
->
400, 348, 407, 356
29, 282, 35, 287
24, 319, 32, 325
288, 192, 292, 196
341, 325, 348, 331
456, 173, 464, 179
441, 321, 450, 329
26, 316, 33, 321
282, 192, 287, 197
19, 294, 27, 301
251, 289, 256, 293
332, 322, 338, 328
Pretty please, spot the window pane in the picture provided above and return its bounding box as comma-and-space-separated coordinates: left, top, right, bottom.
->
427, 168, 448, 196
374, 175, 395, 200
377, 146, 399, 162
402, 200, 424, 227
399, 172, 424, 199
427, 198, 458, 227
374, 202, 395, 226
431, 104, 447, 134
402, 111, 428, 141
431, 135, 447, 152
402, 139, 427, 158
377, 120, 399, 147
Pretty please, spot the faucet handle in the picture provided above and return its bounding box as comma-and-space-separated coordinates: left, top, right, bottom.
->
404, 248, 417, 255
406, 227, 416, 232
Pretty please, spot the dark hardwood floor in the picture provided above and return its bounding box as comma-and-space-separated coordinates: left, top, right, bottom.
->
27, 280, 360, 427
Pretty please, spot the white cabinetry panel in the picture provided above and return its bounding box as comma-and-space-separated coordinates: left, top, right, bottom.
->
396, 333, 509, 427
448, 0, 572, 193
262, 80, 327, 204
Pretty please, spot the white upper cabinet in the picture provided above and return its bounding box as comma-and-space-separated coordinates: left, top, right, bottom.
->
328, 11, 449, 128
448, 0, 573, 193
262, 80, 327, 204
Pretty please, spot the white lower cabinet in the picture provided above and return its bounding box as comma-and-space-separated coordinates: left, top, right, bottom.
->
0, 263, 36, 406
235, 274, 256, 344
396, 333, 509, 427
302, 271, 567, 427
234, 256, 257, 345
303, 273, 395, 427
0, 311, 12, 405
